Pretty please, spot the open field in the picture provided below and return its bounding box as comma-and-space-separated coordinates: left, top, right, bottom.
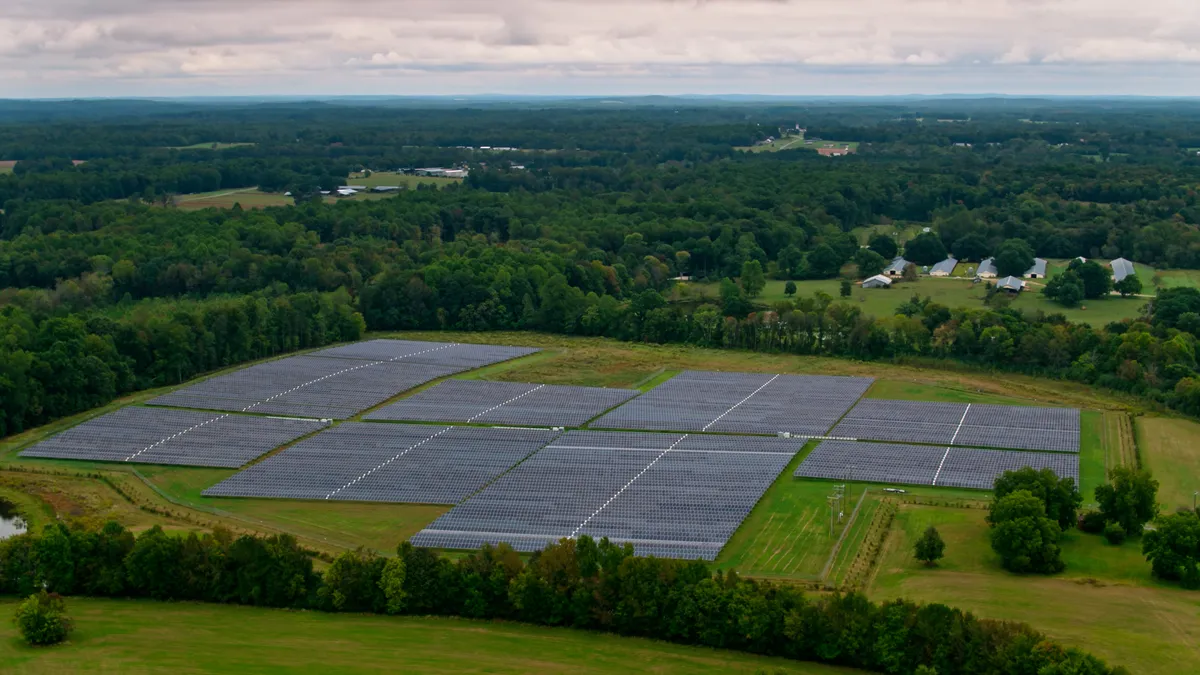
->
169, 142, 255, 150
1153, 268, 1200, 290
686, 278, 1148, 326
0, 597, 859, 675
850, 223, 926, 246
172, 188, 292, 210
1136, 416, 1200, 512
346, 171, 464, 188
737, 136, 859, 154
0, 160, 15, 173
869, 503, 1200, 675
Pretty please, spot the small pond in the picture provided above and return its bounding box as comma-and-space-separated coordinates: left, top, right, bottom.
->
0, 498, 28, 539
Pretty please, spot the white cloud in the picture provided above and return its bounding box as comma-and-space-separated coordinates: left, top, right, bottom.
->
0, 0, 1198, 95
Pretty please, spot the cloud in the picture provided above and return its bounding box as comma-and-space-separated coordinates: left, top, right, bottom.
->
1, 0, 1199, 96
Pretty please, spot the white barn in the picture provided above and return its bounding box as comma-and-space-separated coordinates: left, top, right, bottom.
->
862, 274, 893, 289
1024, 258, 1048, 279
977, 257, 998, 278
929, 258, 958, 277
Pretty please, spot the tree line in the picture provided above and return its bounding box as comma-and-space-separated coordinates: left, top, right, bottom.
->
0, 521, 1126, 675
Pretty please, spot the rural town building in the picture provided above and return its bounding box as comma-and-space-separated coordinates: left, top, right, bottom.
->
929, 258, 958, 277
977, 257, 998, 278
884, 256, 909, 277
995, 276, 1025, 293
1111, 258, 1135, 282
1024, 258, 1048, 279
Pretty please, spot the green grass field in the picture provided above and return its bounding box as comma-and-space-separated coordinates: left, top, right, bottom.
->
169, 142, 255, 150
737, 137, 859, 154
0, 597, 860, 674
173, 188, 292, 210
1136, 416, 1200, 512
0, 160, 15, 174
688, 278, 1147, 326
345, 171, 464, 189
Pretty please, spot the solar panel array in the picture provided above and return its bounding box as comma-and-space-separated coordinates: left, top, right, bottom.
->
589, 370, 873, 435
831, 400, 1080, 452
147, 340, 540, 419
20, 406, 326, 467
410, 431, 802, 560
794, 440, 1079, 489
365, 380, 639, 427
203, 423, 559, 504
311, 340, 539, 368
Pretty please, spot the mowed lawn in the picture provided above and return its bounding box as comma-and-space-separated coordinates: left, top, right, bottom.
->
0, 598, 863, 675
1136, 416, 1200, 512
687, 278, 1148, 326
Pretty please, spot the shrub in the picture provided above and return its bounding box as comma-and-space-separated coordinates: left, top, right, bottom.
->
913, 526, 945, 566
1103, 521, 1127, 545
13, 591, 72, 646
1079, 510, 1107, 534
987, 490, 1065, 574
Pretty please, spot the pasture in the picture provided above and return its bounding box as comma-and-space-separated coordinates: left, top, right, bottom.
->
0, 160, 15, 174
172, 188, 291, 210
0, 597, 858, 675
345, 171, 464, 189
686, 277, 1148, 326
169, 142, 255, 150
737, 136, 859, 154
1136, 416, 1200, 512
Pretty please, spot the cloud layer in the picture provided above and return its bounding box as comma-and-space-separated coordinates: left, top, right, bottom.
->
3, 0, 1200, 96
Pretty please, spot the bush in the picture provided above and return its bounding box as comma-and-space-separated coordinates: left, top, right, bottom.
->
987, 490, 1066, 574
1142, 512, 1200, 588
914, 526, 945, 566
1103, 521, 1127, 545
13, 591, 72, 646
1079, 510, 1107, 534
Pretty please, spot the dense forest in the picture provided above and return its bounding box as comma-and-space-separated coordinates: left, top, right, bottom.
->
4, 98, 1200, 435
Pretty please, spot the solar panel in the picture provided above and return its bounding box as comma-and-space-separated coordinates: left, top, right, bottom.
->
794, 440, 946, 485
203, 423, 559, 504
148, 356, 459, 419
20, 407, 326, 468
588, 370, 872, 435
365, 380, 639, 427
410, 431, 803, 560
148, 341, 541, 419
831, 400, 1081, 453
795, 440, 1081, 490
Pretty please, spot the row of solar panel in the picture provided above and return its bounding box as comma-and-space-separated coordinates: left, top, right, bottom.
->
831, 399, 1080, 453
794, 440, 1080, 490
408, 432, 803, 560
147, 341, 541, 419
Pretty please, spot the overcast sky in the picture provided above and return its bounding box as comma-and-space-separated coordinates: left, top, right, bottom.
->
4, 0, 1200, 98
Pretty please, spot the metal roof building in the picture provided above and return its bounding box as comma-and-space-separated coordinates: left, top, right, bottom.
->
861, 274, 893, 289
1111, 258, 1135, 282
995, 276, 1025, 292
929, 258, 958, 276
1024, 258, 1048, 279
977, 257, 998, 278
884, 256, 909, 276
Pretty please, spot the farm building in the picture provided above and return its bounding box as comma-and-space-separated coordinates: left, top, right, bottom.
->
338, 185, 367, 191
414, 168, 468, 178
817, 147, 852, 157
995, 276, 1025, 293
929, 258, 958, 276
371, 186, 402, 192
884, 256, 910, 277
1024, 258, 1048, 279
977, 257, 998, 278
1111, 258, 1135, 282
862, 274, 893, 289
335, 188, 357, 197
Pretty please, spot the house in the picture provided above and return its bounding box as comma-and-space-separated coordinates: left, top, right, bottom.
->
995, 276, 1025, 293
1024, 258, 1048, 279
977, 257, 998, 278
929, 258, 958, 277
862, 274, 893, 289
1111, 258, 1135, 282
884, 256, 909, 277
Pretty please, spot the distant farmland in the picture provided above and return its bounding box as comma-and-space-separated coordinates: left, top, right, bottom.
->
169, 142, 256, 150
172, 188, 291, 210
0, 160, 16, 173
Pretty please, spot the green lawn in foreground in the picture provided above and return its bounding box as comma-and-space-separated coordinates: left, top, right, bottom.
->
0, 597, 862, 675
687, 278, 1147, 326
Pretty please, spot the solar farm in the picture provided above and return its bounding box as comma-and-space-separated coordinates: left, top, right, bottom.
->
17, 337, 1084, 561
